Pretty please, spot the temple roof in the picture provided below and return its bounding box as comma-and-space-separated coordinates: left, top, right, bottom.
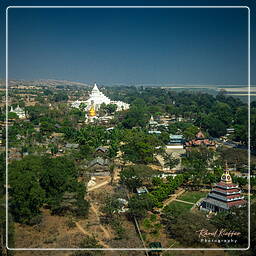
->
203, 197, 230, 210
196, 131, 205, 139
227, 200, 247, 207
92, 83, 100, 93
71, 83, 129, 112
185, 139, 215, 146
170, 135, 183, 139
88, 157, 109, 167
216, 182, 238, 188
203, 197, 246, 209
208, 191, 243, 201
213, 187, 240, 194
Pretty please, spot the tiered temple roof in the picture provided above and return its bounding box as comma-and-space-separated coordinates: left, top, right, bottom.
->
201, 165, 246, 212
185, 131, 215, 147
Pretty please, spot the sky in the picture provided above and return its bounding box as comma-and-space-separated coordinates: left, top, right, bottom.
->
0, 0, 255, 86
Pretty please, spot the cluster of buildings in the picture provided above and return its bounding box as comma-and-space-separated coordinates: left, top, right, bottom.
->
167, 131, 216, 149
147, 116, 216, 150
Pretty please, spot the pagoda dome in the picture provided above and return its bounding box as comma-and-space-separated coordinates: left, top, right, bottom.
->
221, 163, 232, 184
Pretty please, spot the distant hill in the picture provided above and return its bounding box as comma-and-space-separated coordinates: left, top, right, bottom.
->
0, 79, 89, 87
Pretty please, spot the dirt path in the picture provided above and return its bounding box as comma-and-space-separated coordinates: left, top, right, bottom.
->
75, 222, 110, 248
87, 180, 110, 191
90, 204, 111, 240
155, 154, 165, 168
113, 166, 121, 181
156, 188, 185, 213
76, 179, 112, 248
174, 199, 194, 205
86, 177, 112, 240
162, 188, 185, 207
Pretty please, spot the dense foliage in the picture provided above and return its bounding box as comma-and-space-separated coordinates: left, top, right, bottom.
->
9, 155, 89, 224
121, 129, 163, 164
128, 175, 184, 218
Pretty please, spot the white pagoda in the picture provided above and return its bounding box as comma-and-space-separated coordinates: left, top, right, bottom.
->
71, 83, 129, 112
86, 83, 111, 109
10, 105, 26, 119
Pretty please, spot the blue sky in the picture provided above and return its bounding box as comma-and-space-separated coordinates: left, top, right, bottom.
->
0, 0, 255, 86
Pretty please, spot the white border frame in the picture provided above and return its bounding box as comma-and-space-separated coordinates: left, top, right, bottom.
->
5, 5, 251, 251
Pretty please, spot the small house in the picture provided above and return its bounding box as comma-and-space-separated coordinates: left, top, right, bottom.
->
87, 157, 110, 172
136, 186, 149, 195
95, 146, 109, 155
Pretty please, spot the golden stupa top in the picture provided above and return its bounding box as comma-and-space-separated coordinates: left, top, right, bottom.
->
221, 162, 232, 184
89, 105, 96, 117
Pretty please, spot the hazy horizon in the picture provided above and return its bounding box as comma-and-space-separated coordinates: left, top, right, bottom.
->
2, 77, 254, 88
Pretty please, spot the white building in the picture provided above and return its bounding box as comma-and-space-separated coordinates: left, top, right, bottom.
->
10, 105, 26, 119
71, 83, 129, 111
166, 135, 184, 149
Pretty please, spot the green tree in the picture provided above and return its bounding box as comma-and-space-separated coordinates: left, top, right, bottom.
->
121, 130, 161, 164
49, 144, 58, 155
120, 167, 143, 192
199, 113, 227, 137
163, 211, 215, 247
8, 112, 19, 119
52, 92, 68, 102
105, 104, 118, 114
210, 204, 251, 249
182, 147, 214, 187
9, 170, 45, 224
76, 126, 107, 148
9, 155, 89, 223
122, 99, 149, 128
79, 103, 87, 112
183, 125, 199, 140
163, 153, 180, 169
120, 164, 159, 191
128, 194, 155, 219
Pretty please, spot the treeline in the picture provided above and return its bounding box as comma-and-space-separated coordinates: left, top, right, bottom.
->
3, 86, 254, 150
106, 87, 251, 146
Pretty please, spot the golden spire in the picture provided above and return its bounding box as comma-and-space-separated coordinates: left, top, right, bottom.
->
89, 105, 96, 117
221, 161, 232, 184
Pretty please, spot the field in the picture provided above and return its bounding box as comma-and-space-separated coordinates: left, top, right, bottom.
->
178, 191, 208, 203
164, 201, 193, 214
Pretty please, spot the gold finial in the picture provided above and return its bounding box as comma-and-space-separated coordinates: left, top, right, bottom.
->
225, 161, 228, 171
221, 161, 232, 184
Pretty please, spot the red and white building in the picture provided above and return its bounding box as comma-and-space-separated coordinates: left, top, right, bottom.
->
201, 167, 246, 212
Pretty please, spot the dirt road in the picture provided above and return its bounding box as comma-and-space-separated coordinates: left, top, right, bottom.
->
87, 180, 110, 191
75, 222, 110, 248
156, 188, 185, 213
174, 199, 194, 205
